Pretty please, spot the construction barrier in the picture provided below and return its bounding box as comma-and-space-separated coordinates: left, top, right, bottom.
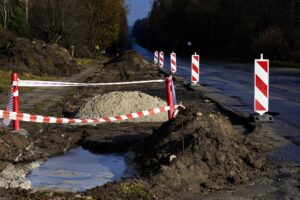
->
16, 79, 165, 87
171, 52, 177, 73
4, 74, 178, 131
254, 54, 269, 115
154, 51, 158, 65
159, 51, 164, 68
0, 105, 184, 125
191, 53, 200, 84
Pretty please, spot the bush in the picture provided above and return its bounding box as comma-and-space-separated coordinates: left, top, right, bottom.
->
253, 26, 290, 60
9, 5, 31, 37
0, 26, 16, 47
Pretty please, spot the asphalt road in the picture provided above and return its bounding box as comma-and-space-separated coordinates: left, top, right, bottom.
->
134, 44, 300, 163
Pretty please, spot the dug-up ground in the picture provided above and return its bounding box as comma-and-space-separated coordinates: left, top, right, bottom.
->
0, 41, 299, 199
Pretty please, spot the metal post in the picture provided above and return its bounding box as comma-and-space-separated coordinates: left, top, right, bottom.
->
165, 76, 174, 120
12, 72, 20, 131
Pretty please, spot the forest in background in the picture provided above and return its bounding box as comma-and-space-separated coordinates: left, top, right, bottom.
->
0, 0, 129, 57
132, 0, 300, 62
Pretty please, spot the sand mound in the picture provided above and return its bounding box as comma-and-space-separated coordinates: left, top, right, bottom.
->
132, 106, 265, 197
76, 91, 168, 123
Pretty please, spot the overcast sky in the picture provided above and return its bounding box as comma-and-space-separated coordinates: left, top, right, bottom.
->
126, 0, 152, 26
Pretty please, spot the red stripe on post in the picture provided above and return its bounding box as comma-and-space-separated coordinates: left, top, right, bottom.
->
256, 75, 268, 97
255, 100, 266, 111
192, 64, 199, 74
257, 61, 268, 73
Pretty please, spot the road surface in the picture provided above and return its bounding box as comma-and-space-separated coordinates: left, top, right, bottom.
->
134, 44, 300, 163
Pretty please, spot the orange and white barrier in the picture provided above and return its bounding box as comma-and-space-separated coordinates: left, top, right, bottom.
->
154, 51, 158, 65
0, 105, 184, 125
159, 51, 164, 68
171, 52, 176, 73
191, 53, 200, 84
254, 54, 269, 115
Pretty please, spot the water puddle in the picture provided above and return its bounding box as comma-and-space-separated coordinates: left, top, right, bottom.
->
28, 147, 126, 192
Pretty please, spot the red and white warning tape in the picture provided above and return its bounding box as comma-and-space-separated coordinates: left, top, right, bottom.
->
15, 79, 165, 87
0, 105, 185, 125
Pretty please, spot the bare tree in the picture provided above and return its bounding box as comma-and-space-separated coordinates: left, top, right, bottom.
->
1, 0, 11, 29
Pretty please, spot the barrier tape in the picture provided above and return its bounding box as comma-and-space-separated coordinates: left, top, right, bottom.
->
0, 105, 185, 125
16, 79, 165, 87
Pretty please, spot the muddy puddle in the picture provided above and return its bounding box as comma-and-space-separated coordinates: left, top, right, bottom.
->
27, 147, 127, 192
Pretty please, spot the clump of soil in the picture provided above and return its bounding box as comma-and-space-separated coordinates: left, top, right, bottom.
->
133, 105, 265, 197
85, 50, 162, 83
0, 37, 80, 76
76, 91, 168, 123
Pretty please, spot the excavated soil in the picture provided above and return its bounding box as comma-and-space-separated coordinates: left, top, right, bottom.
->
0, 37, 80, 76
132, 105, 266, 199
0, 50, 295, 199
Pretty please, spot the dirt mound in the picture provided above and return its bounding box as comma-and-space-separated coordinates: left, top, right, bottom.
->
132, 106, 265, 197
76, 91, 168, 123
106, 50, 154, 71
84, 50, 162, 83
0, 38, 80, 76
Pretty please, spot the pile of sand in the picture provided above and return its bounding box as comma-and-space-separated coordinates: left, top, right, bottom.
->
76, 91, 168, 123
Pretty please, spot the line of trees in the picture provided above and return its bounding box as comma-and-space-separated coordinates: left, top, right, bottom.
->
0, 0, 129, 56
132, 0, 300, 62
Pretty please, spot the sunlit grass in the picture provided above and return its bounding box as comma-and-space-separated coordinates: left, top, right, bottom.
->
0, 70, 57, 95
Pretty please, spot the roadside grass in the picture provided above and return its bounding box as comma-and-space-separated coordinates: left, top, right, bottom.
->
0, 70, 57, 95
75, 56, 110, 67
271, 60, 300, 69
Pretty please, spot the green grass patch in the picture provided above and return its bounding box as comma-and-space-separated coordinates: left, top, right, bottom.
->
0, 70, 57, 95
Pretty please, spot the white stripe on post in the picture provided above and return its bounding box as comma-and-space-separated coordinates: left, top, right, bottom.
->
254, 54, 269, 115
159, 51, 164, 68
171, 52, 177, 73
191, 53, 200, 84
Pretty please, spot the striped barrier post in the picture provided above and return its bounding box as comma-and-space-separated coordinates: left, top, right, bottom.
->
254, 54, 269, 115
165, 76, 174, 120
12, 72, 20, 131
154, 51, 158, 65
171, 52, 177, 73
159, 51, 164, 68
191, 53, 200, 84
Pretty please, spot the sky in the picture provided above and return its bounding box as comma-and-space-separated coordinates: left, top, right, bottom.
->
126, 0, 152, 26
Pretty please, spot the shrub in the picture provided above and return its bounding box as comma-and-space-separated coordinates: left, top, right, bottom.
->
0, 26, 16, 47
253, 26, 290, 60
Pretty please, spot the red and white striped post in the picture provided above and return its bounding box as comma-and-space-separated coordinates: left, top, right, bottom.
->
154, 51, 158, 65
171, 52, 177, 73
12, 72, 20, 131
159, 51, 164, 68
191, 53, 200, 84
165, 76, 174, 120
254, 54, 269, 115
